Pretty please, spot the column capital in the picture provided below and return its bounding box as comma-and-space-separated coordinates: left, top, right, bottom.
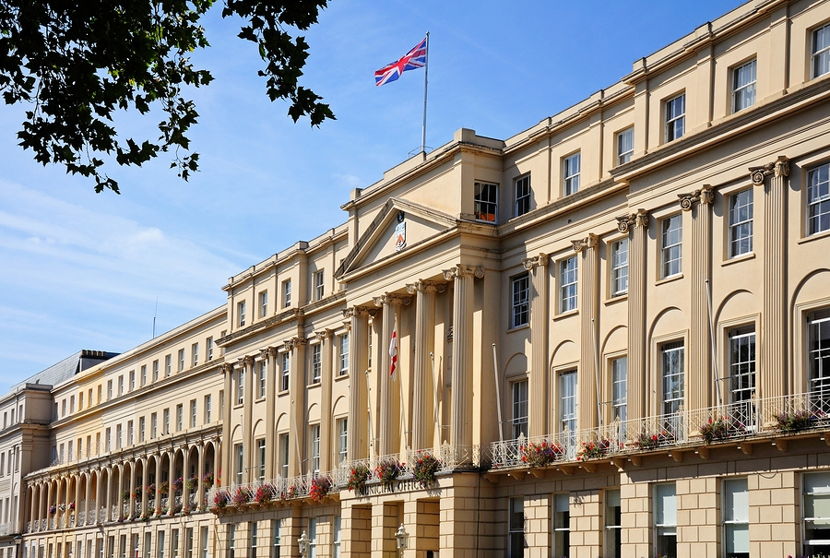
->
616, 209, 649, 233
313, 328, 335, 341
405, 279, 444, 295
571, 233, 599, 253
240, 355, 255, 367
678, 184, 714, 210
750, 155, 789, 186
222, 363, 234, 374
442, 264, 484, 281
522, 253, 549, 271
283, 336, 307, 351
372, 293, 412, 307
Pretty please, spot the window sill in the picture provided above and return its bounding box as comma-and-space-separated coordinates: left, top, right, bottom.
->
255, 396, 266, 403
506, 324, 530, 333
334, 373, 349, 382
277, 389, 289, 397
655, 273, 683, 286
306, 382, 321, 389
604, 293, 628, 306
553, 309, 578, 322
798, 229, 830, 245
233, 403, 244, 410
721, 252, 755, 267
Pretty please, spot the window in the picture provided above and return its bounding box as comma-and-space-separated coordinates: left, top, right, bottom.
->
511, 380, 528, 439
812, 23, 830, 78
127, 420, 134, 445
559, 370, 577, 435
661, 342, 685, 416
271, 519, 281, 558
661, 214, 682, 278
79, 391, 84, 409
256, 439, 266, 481
128, 370, 135, 392
189, 399, 197, 428
200, 526, 209, 558
563, 152, 580, 195
610, 238, 628, 296
139, 417, 145, 442
514, 174, 531, 217
237, 301, 247, 327
158, 531, 166, 558
808, 308, 830, 398
234, 444, 243, 485
281, 353, 290, 392
257, 361, 266, 399
605, 490, 622, 558
236, 369, 245, 405
313, 270, 325, 301
311, 345, 322, 384
665, 93, 685, 141
259, 290, 268, 318
336, 418, 348, 464
206, 337, 214, 361
474, 181, 498, 222
559, 256, 578, 313
553, 494, 570, 558
185, 528, 194, 558
152, 360, 159, 382
332, 516, 341, 558
107, 380, 113, 400
282, 279, 292, 308
178, 348, 185, 372
732, 60, 756, 112
249, 522, 258, 556
165, 354, 172, 377
807, 163, 829, 235
729, 189, 754, 257
171, 530, 180, 558
309, 424, 321, 474
278, 434, 289, 478
654, 483, 677, 558
728, 329, 756, 419
804, 472, 830, 556
204, 395, 212, 423
616, 127, 634, 165
163, 408, 170, 434
611, 357, 627, 423
338, 333, 349, 376
510, 272, 529, 328
175, 404, 183, 431
191, 343, 198, 367
307, 518, 318, 558
723, 478, 749, 558
226, 525, 235, 558
150, 413, 157, 439
105, 427, 111, 451
508, 498, 524, 558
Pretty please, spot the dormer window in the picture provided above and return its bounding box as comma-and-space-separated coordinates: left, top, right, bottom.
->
474, 181, 498, 223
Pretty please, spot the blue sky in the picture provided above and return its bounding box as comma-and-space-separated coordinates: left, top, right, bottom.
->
0, 0, 740, 390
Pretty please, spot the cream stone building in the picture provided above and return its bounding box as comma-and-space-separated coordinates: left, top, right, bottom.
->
6, 0, 830, 556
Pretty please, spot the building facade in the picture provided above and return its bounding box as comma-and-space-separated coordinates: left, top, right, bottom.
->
6, 0, 830, 556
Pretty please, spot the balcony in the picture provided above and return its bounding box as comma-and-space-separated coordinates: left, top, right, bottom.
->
488, 390, 830, 472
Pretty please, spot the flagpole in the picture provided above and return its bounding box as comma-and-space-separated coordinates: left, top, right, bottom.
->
420, 32, 430, 155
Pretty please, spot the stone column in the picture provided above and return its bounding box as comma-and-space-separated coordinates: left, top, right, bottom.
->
264, 347, 278, 479
30, 484, 37, 530
442, 265, 483, 455
318, 329, 334, 472
140, 459, 149, 516
574, 234, 600, 430
522, 254, 550, 437
406, 281, 439, 450
242, 355, 255, 483
221, 363, 233, 485
167, 453, 175, 515
679, 185, 714, 414
182, 450, 191, 513
751, 157, 790, 400
374, 294, 408, 456
96, 471, 105, 522
618, 210, 649, 422
154, 456, 162, 514
128, 463, 137, 518
344, 307, 362, 461
196, 444, 206, 510
287, 337, 307, 477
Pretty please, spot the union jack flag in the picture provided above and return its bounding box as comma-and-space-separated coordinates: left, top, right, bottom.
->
374, 37, 427, 86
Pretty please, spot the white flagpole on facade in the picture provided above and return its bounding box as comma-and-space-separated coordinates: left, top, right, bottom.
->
705, 279, 722, 408
492, 343, 505, 443
420, 32, 430, 155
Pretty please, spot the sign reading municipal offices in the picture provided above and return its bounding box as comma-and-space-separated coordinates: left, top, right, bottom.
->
394, 211, 406, 252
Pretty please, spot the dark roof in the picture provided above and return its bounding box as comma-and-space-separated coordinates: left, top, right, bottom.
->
10, 350, 119, 392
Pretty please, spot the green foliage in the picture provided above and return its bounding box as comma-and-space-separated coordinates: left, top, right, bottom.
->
0, 0, 334, 193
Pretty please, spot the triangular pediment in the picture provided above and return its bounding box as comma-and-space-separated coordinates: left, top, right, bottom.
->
336, 198, 456, 278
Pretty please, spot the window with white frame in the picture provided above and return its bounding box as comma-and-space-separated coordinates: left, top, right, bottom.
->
185, 528, 193, 558
226, 525, 235, 558
237, 300, 247, 327
206, 337, 214, 361
474, 181, 499, 222
311, 344, 322, 384
338, 333, 349, 376
732, 59, 756, 112
665, 93, 685, 142
728, 328, 756, 409
128, 370, 135, 391
559, 370, 577, 435
510, 272, 529, 328
808, 308, 830, 397
171, 530, 180, 558
189, 399, 197, 428
605, 489, 622, 558
200, 526, 209, 558
514, 174, 531, 217
282, 279, 292, 308
118, 375, 124, 395
259, 290, 268, 318
139, 417, 145, 442
654, 483, 677, 558
140, 365, 146, 386
563, 152, 581, 195
617, 127, 634, 165
163, 408, 170, 434
553, 494, 570, 558
511, 380, 528, 439
661, 214, 682, 278
808, 163, 829, 235
279, 434, 289, 478
178, 348, 185, 372
610, 237, 628, 296
234, 443, 243, 485
281, 352, 290, 392
257, 360, 266, 399
508, 498, 524, 558
271, 519, 281, 558
191, 343, 199, 367
611, 357, 627, 423
257, 439, 266, 481
723, 478, 749, 558
729, 189, 754, 257
313, 270, 325, 301
158, 531, 166, 558
150, 413, 157, 439
204, 395, 212, 423
661, 342, 685, 416
308, 518, 318, 558
309, 424, 321, 474
336, 418, 348, 464
559, 256, 578, 313
165, 354, 172, 377
803, 472, 830, 556
332, 516, 341, 558
236, 369, 245, 405
107, 379, 113, 400
813, 23, 830, 78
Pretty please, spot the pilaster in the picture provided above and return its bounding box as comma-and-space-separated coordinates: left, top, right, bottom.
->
242, 355, 255, 482
221, 363, 233, 487
264, 346, 278, 479
522, 254, 550, 437
573, 234, 600, 429
317, 328, 334, 471
344, 307, 365, 461
406, 280, 441, 449
286, 337, 307, 476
